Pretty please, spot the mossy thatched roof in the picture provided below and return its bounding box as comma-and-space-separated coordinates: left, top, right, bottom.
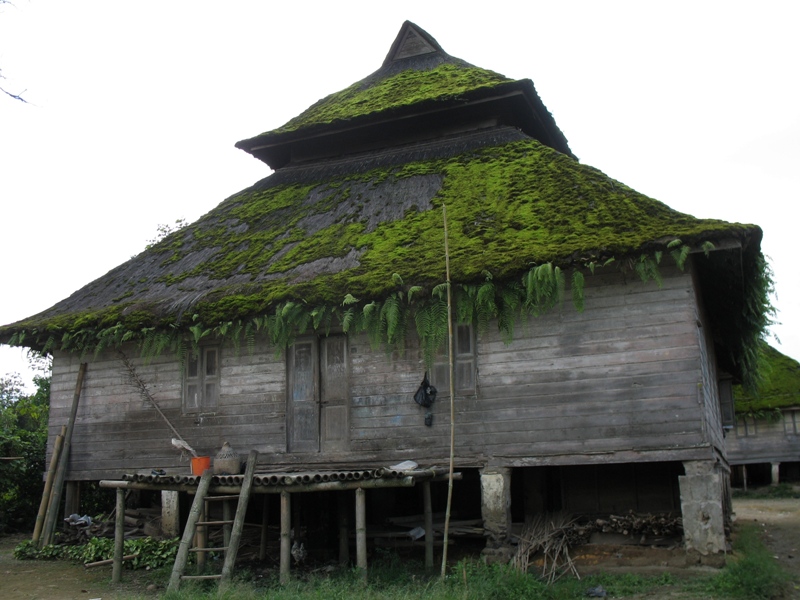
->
734, 345, 800, 413
1, 127, 760, 342
0, 23, 770, 387
235, 22, 573, 167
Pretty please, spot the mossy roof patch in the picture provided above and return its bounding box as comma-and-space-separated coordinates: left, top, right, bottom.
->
0, 126, 759, 344
235, 22, 572, 161
269, 62, 511, 136
734, 345, 800, 412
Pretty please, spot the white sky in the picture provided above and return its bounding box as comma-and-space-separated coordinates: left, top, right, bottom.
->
1, 1, 798, 390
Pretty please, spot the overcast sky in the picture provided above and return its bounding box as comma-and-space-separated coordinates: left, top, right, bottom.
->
1, 1, 798, 389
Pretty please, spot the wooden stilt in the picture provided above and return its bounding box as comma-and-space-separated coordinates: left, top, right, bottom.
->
355, 487, 367, 582
112, 488, 125, 584
259, 495, 269, 561
338, 492, 350, 566
423, 481, 434, 570
280, 490, 291, 585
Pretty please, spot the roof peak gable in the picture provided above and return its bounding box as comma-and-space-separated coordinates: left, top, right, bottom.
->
382, 21, 443, 65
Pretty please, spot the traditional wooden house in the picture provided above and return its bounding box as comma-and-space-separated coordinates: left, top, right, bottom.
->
727, 345, 800, 488
1, 22, 773, 561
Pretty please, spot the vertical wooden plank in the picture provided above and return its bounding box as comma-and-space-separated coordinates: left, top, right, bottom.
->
280, 491, 291, 585
355, 487, 367, 582
112, 488, 125, 584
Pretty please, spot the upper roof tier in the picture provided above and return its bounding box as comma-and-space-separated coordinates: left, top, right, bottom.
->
235, 21, 575, 169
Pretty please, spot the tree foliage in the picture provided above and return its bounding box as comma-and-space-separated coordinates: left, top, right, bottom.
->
0, 357, 51, 533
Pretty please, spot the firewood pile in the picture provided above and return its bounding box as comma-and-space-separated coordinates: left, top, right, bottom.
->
512, 512, 580, 583
58, 508, 163, 544
511, 511, 683, 582
568, 511, 683, 545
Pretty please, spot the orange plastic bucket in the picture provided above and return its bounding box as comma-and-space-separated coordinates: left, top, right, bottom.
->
191, 456, 211, 475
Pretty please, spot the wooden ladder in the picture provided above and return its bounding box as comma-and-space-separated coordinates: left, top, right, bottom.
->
167, 450, 259, 592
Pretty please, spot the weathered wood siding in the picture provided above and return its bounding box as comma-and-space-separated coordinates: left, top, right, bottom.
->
726, 409, 800, 464
50, 267, 723, 481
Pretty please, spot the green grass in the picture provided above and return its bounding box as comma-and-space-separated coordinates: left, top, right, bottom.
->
732, 483, 800, 500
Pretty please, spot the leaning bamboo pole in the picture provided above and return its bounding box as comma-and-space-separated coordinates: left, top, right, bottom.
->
32, 425, 66, 545
440, 204, 457, 578
41, 363, 87, 547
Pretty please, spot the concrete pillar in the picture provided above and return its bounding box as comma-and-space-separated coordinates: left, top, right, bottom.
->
771, 462, 781, 486
161, 491, 180, 537
679, 460, 726, 555
480, 467, 512, 548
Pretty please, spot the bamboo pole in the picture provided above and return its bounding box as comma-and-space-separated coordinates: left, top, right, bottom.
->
85, 554, 137, 568
99, 475, 416, 495
41, 363, 87, 547
441, 204, 456, 578
32, 425, 65, 545
355, 487, 367, 583
112, 487, 125, 584
280, 491, 291, 585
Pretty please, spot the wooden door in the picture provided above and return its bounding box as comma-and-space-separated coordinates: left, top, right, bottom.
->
287, 336, 350, 453
321, 335, 349, 452
287, 340, 319, 452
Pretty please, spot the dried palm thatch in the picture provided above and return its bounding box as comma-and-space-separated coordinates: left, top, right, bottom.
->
511, 512, 580, 583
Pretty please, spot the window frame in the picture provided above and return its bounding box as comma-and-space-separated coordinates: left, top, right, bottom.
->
431, 323, 476, 395
183, 345, 221, 414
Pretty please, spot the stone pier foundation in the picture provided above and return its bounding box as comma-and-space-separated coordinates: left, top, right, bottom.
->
679, 460, 726, 555
480, 467, 513, 562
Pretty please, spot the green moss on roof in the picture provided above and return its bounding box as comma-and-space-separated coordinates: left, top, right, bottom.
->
1, 135, 763, 368
734, 345, 800, 412
266, 63, 512, 136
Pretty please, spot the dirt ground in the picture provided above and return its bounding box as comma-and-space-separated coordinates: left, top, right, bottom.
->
1, 496, 799, 599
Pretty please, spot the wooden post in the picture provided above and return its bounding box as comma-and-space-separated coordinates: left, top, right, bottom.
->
423, 481, 434, 570
41, 363, 87, 546
32, 425, 65, 545
259, 495, 269, 561
280, 491, 291, 585
355, 487, 367, 583
338, 492, 350, 566
112, 488, 125, 584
